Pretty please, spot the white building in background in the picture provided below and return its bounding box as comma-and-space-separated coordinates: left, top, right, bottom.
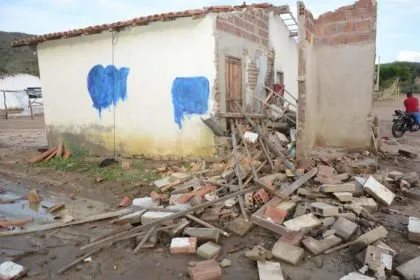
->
0, 74, 43, 117
12, 3, 299, 158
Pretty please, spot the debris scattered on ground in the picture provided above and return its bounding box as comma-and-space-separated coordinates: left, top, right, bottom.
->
27, 140, 72, 163
10, 109, 420, 279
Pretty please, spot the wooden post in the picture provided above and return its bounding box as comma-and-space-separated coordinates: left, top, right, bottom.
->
2, 90, 8, 120
27, 89, 34, 120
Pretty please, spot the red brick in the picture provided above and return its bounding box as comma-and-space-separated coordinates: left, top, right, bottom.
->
354, 19, 371, 31
189, 260, 222, 280
264, 207, 288, 224
279, 231, 304, 246
170, 237, 197, 255
254, 189, 270, 206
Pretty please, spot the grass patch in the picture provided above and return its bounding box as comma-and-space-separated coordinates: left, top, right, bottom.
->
32, 157, 160, 183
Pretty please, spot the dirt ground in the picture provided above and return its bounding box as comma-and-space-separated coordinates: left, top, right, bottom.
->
0, 97, 419, 280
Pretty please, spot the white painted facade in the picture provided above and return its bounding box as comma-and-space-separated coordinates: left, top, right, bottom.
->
38, 17, 216, 158
36, 11, 298, 158
269, 14, 298, 107
0, 74, 42, 117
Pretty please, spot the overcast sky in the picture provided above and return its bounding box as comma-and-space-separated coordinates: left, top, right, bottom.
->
1, 0, 419, 63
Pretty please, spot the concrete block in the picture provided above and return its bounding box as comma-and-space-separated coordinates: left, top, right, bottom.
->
336, 212, 357, 222
364, 245, 392, 272
257, 261, 284, 280
332, 217, 358, 240
408, 216, 420, 243
264, 207, 288, 224
0, 261, 26, 280
401, 171, 418, 185
132, 197, 156, 208
388, 171, 403, 180
310, 202, 339, 217
372, 240, 396, 256
406, 188, 420, 201
283, 213, 322, 231
226, 216, 254, 236
279, 231, 304, 246
170, 172, 192, 183
320, 183, 356, 193
363, 176, 395, 206
153, 177, 171, 191
293, 203, 307, 218
271, 240, 304, 265
339, 272, 376, 280
276, 201, 296, 214
352, 197, 378, 212
354, 177, 367, 197
219, 258, 232, 268
302, 235, 342, 255
196, 242, 222, 259
141, 211, 174, 225
322, 217, 336, 227
334, 192, 353, 202
323, 229, 337, 238
189, 259, 222, 280
184, 228, 220, 243
170, 237, 197, 255
396, 256, 420, 280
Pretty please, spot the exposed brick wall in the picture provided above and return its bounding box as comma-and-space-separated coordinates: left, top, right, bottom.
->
247, 60, 258, 90
216, 9, 269, 46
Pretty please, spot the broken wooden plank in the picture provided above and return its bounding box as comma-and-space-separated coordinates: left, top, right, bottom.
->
63, 150, 71, 160
134, 225, 157, 254
44, 147, 58, 161
236, 120, 258, 179
111, 210, 147, 225
277, 168, 318, 198
27, 148, 56, 164
80, 186, 261, 251
57, 248, 101, 274
0, 208, 134, 237
186, 214, 230, 238
230, 119, 249, 222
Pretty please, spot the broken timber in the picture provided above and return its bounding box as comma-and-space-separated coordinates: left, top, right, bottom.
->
277, 168, 318, 198
80, 186, 260, 252
230, 119, 249, 221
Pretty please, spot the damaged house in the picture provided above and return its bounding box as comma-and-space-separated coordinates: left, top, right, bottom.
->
12, 0, 377, 161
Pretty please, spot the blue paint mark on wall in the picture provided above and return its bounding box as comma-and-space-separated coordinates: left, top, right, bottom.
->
171, 76, 209, 129
87, 64, 130, 117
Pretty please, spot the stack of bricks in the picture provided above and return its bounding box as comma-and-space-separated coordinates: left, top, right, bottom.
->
216, 9, 270, 46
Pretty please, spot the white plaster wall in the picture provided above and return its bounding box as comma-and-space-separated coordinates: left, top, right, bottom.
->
316, 43, 374, 148
37, 17, 216, 157
269, 14, 298, 107
0, 74, 42, 116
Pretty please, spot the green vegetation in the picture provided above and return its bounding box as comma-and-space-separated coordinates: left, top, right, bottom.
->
0, 31, 39, 76
379, 61, 420, 92
32, 157, 160, 183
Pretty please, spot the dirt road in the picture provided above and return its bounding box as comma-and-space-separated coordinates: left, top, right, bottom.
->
0, 98, 419, 280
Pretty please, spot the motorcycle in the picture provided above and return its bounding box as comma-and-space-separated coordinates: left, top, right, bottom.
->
392, 110, 419, 138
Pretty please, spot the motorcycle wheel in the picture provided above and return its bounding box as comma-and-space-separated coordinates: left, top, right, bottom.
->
392, 120, 406, 138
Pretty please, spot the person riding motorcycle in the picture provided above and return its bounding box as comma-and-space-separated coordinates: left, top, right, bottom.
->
404, 89, 420, 129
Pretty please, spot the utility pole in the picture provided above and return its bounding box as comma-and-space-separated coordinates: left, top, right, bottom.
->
375, 56, 380, 91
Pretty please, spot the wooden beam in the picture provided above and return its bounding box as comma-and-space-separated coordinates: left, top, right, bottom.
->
230, 119, 249, 221
216, 112, 266, 119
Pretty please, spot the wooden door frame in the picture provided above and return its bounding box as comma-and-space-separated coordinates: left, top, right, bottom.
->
225, 56, 243, 113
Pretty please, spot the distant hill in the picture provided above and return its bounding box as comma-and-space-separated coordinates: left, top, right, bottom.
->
0, 31, 39, 77
379, 61, 420, 92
